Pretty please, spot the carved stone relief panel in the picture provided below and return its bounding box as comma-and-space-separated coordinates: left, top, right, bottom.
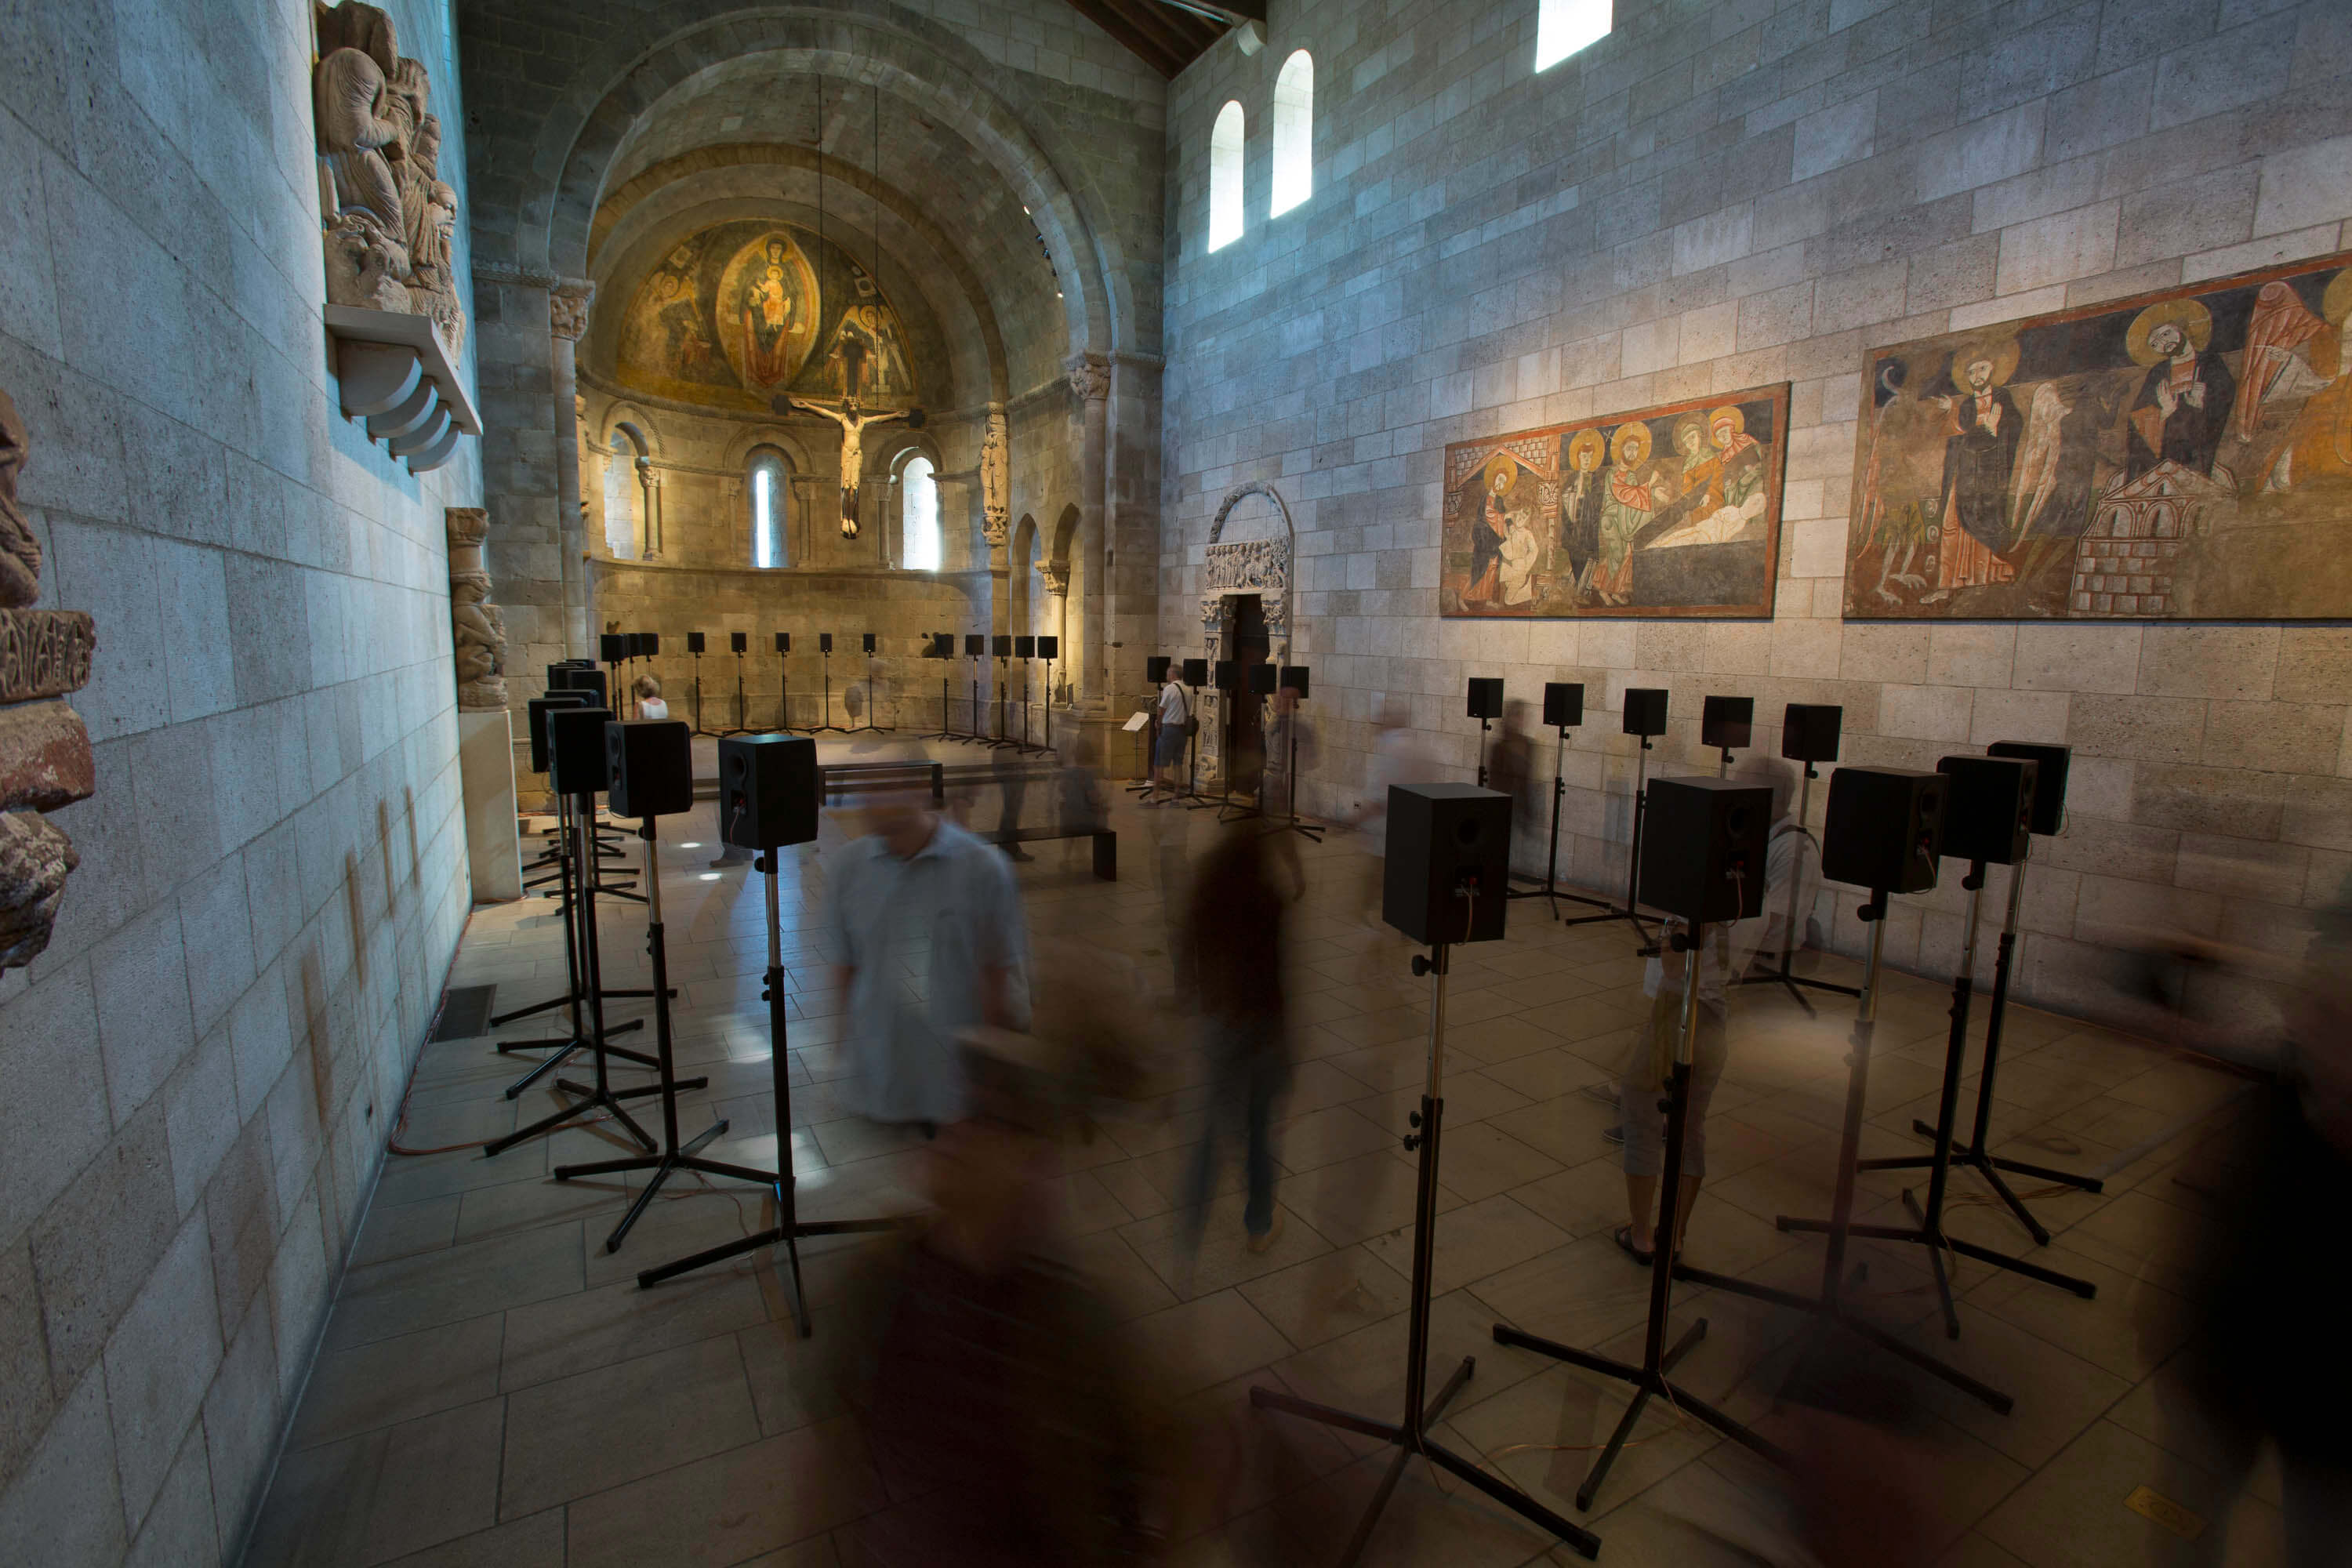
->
447, 508, 508, 711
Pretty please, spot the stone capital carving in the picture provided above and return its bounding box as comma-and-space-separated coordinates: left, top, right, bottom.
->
0, 388, 95, 972
446, 506, 509, 712
549, 281, 593, 342
1065, 354, 1110, 403
1038, 561, 1069, 597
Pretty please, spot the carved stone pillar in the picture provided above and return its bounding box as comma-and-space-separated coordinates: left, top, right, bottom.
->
1038, 560, 1071, 704
549, 282, 593, 656
447, 508, 509, 710
1066, 354, 1109, 706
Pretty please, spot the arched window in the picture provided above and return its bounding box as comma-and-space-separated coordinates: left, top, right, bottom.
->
901, 455, 941, 571
748, 445, 789, 568
1536, 0, 1613, 71
1209, 101, 1245, 252
1271, 52, 1313, 218
604, 427, 643, 558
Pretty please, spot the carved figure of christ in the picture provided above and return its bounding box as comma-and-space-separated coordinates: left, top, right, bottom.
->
788, 397, 909, 538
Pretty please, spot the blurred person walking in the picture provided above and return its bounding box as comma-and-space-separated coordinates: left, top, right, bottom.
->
1152, 666, 1192, 797
829, 781, 1031, 1130
1178, 822, 1302, 1255
1346, 699, 1425, 935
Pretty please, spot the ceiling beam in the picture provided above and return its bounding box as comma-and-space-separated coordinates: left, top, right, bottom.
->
1063, 0, 1189, 78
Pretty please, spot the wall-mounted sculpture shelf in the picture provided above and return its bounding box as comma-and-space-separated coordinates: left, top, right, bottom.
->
325, 304, 481, 474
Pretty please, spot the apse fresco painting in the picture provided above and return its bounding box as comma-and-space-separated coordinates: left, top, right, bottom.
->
614, 220, 920, 413
1441, 384, 1788, 619
1845, 252, 2352, 620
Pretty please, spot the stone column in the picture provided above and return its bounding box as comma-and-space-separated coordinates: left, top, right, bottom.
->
448, 507, 522, 901
549, 282, 593, 656
639, 462, 662, 558
1039, 560, 1070, 704
1066, 354, 1109, 706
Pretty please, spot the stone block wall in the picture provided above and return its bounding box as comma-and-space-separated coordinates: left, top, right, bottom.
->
1160, 0, 2352, 1017
0, 0, 477, 1562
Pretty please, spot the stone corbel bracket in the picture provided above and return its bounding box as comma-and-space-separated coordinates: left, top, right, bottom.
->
326, 303, 482, 474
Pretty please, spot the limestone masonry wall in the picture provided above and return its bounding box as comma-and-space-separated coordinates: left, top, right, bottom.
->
1160, 0, 2352, 1018
0, 0, 478, 1561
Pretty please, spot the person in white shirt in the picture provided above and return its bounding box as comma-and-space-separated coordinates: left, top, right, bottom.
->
1152, 670, 1192, 796
632, 673, 670, 722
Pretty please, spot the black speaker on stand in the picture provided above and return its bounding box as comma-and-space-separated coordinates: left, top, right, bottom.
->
686, 632, 711, 736
964, 634, 989, 745
482, 708, 708, 1159
549, 719, 764, 1253
1268, 665, 1322, 840
773, 632, 793, 733
634, 735, 899, 1327
1039, 634, 1058, 753
1700, 695, 1752, 777
1465, 677, 1504, 787
1130, 655, 1174, 797
1494, 777, 1791, 1509
517, 691, 593, 896
1737, 703, 1861, 1010
600, 632, 627, 723
982, 636, 1018, 750
1563, 688, 1667, 942
1848, 750, 2100, 1318
812, 633, 847, 733
922, 633, 960, 740
717, 631, 753, 736
1507, 682, 1608, 918
1013, 636, 1043, 753
1179, 656, 1210, 805
1254, 782, 1601, 1563
850, 632, 887, 735
1666, 766, 2016, 1416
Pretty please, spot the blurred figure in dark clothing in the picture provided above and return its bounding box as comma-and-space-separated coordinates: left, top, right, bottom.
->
1178, 822, 1301, 1254
1490, 698, 1534, 823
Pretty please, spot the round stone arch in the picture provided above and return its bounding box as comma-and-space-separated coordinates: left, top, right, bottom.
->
519, 4, 1126, 361
1198, 483, 1297, 780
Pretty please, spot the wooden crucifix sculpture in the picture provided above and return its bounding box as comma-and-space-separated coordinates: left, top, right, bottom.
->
787, 396, 912, 539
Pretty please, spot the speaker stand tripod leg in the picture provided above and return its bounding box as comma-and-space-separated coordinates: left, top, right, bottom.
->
494, 796, 659, 1092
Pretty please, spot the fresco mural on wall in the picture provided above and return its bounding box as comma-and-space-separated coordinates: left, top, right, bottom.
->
1440, 384, 1788, 619
1845, 252, 2352, 619
614, 220, 919, 413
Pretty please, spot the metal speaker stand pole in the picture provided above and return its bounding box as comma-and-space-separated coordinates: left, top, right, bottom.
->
1851, 858, 2101, 1299
1508, 723, 1607, 917
484, 791, 708, 1160
777, 652, 793, 733
1668, 891, 2016, 1414
813, 651, 848, 734
970, 662, 987, 746
1494, 920, 1789, 1509
1913, 854, 2103, 1240
1277, 725, 1324, 841
550, 816, 768, 1254
1043, 656, 1054, 752
1250, 931, 1602, 1564
492, 792, 662, 1094
636, 847, 898, 1323
717, 653, 753, 737
691, 652, 710, 735
1733, 763, 1860, 1011
1475, 713, 1493, 789
926, 673, 958, 741
1562, 735, 1655, 942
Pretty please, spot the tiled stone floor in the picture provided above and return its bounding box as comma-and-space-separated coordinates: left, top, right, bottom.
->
243, 768, 2280, 1566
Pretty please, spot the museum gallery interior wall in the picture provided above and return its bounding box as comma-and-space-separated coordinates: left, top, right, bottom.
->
1161, 0, 2352, 1014
0, 0, 479, 1560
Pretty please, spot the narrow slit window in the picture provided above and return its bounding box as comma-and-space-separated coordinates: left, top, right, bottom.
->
1535, 0, 1612, 71
1271, 52, 1312, 218
902, 455, 940, 571
749, 446, 789, 568
1209, 100, 1245, 251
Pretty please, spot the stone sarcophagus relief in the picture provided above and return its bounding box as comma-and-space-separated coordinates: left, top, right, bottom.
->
314, 0, 479, 473
0, 390, 98, 971
447, 508, 507, 710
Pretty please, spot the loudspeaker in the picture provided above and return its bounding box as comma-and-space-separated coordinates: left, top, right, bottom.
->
820, 633, 834, 654
600, 632, 626, 663
557, 666, 609, 707
546, 659, 589, 685
731, 630, 747, 655
1466, 677, 1504, 720
775, 631, 791, 654
1624, 688, 1669, 737
1280, 666, 1310, 699
1638, 776, 1773, 925
966, 634, 985, 657
993, 635, 1012, 657
718, 734, 819, 850
688, 631, 706, 655
1146, 655, 1172, 684
1543, 682, 1584, 728
623, 632, 644, 659
1182, 658, 1208, 686
1782, 704, 1843, 764
641, 632, 660, 658
1015, 636, 1036, 659
547, 706, 615, 797
605, 719, 694, 819
1214, 659, 1239, 691
1987, 742, 2070, 836
927, 633, 954, 659
1936, 754, 2037, 867
1701, 695, 1754, 751
1039, 636, 1058, 659
1382, 782, 1511, 945
1822, 767, 1944, 895
527, 692, 591, 774
863, 633, 877, 654
1250, 663, 1278, 695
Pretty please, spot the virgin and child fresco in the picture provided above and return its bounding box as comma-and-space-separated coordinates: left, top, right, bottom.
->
1441, 384, 1788, 619
613, 220, 920, 415
1845, 252, 2352, 619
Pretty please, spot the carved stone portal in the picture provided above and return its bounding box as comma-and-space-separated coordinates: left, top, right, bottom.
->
1196, 483, 1296, 781
446, 507, 509, 711
0, 390, 97, 971
314, 1, 466, 359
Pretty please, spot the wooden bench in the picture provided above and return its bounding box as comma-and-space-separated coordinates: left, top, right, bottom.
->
815, 760, 1116, 880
